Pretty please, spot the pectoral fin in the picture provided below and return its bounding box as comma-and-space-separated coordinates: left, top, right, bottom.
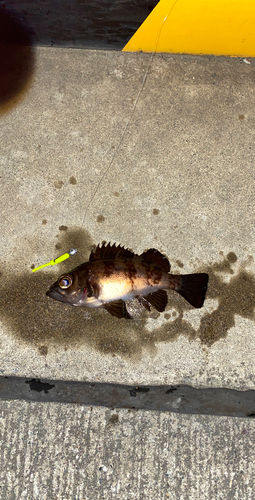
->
103, 300, 132, 319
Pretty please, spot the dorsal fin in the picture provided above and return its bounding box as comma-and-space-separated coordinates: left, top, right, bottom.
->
89, 242, 135, 262
140, 248, 170, 272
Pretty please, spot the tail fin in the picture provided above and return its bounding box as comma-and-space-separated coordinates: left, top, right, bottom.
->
176, 273, 209, 308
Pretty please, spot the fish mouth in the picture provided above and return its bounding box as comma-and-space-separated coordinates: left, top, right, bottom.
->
46, 287, 67, 304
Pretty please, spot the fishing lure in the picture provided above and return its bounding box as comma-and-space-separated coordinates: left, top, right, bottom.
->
32, 248, 77, 272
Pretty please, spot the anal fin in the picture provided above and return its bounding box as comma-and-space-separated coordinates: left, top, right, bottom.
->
144, 289, 168, 312
103, 300, 132, 319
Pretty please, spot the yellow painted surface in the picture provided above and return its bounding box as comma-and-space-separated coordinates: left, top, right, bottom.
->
123, 0, 255, 57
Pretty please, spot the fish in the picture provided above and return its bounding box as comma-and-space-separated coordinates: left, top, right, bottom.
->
46, 243, 209, 319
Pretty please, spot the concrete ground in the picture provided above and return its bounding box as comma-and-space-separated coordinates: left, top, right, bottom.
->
1, 48, 255, 498
0, 400, 254, 500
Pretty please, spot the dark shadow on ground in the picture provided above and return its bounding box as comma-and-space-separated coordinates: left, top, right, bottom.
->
1, 227, 255, 360
0, 6, 35, 113
0, 376, 255, 418
0, 1, 159, 50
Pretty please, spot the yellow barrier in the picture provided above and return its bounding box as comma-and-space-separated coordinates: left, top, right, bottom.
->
123, 0, 255, 57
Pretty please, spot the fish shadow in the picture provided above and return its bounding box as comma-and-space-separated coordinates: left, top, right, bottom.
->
1, 228, 255, 359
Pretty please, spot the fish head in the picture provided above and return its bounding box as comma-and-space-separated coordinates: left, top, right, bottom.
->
46, 264, 92, 307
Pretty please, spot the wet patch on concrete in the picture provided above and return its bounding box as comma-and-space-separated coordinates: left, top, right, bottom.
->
25, 378, 55, 394
54, 180, 64, 189
1, 227, 255, 359
97, 215, 105, 223
108, 413, 119, 424
175, 260, 184, 268
227, 252, 237, 263
198, 253, 255, 345
69, 176, 77, 185
38, 345, 48, 356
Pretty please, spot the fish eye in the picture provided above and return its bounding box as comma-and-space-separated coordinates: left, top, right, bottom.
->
58, 274, 73, 289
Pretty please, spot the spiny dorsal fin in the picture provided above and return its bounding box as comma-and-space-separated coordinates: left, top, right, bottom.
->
141, 248, 170, 272
103, 300, 132, 318
90, 242, 135, 262
144, 289, 168, 312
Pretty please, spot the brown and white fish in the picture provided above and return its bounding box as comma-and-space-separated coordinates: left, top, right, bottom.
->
46, 243, 209, 318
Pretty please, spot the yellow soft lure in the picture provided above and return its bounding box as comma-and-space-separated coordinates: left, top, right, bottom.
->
32, 248, 77, 272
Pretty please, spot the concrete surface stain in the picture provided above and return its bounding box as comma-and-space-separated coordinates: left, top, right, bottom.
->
1, 229, 255, 358
26, 379, 55, 394
153, 209, 159, 215
97, 215, 105, 223
227, 252, 237, 263
54, 180, 64, 189
59, 225, 68, 231
239, 114, 245, 120
114, 192, 120, 197
166, 387, 178, 394
42, 219, 47, 225
108, 414, 119, 424
38, 345, 48, 356
69, 176, 77, 185
176, 260, 184, 268
129, 387, 150, 397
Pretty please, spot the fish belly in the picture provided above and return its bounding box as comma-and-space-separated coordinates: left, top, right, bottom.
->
99, 277, 133, 303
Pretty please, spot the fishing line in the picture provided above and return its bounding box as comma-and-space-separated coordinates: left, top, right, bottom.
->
81, 2, 177, 227
81, 54, 153, 227
32, 4, 176, 272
